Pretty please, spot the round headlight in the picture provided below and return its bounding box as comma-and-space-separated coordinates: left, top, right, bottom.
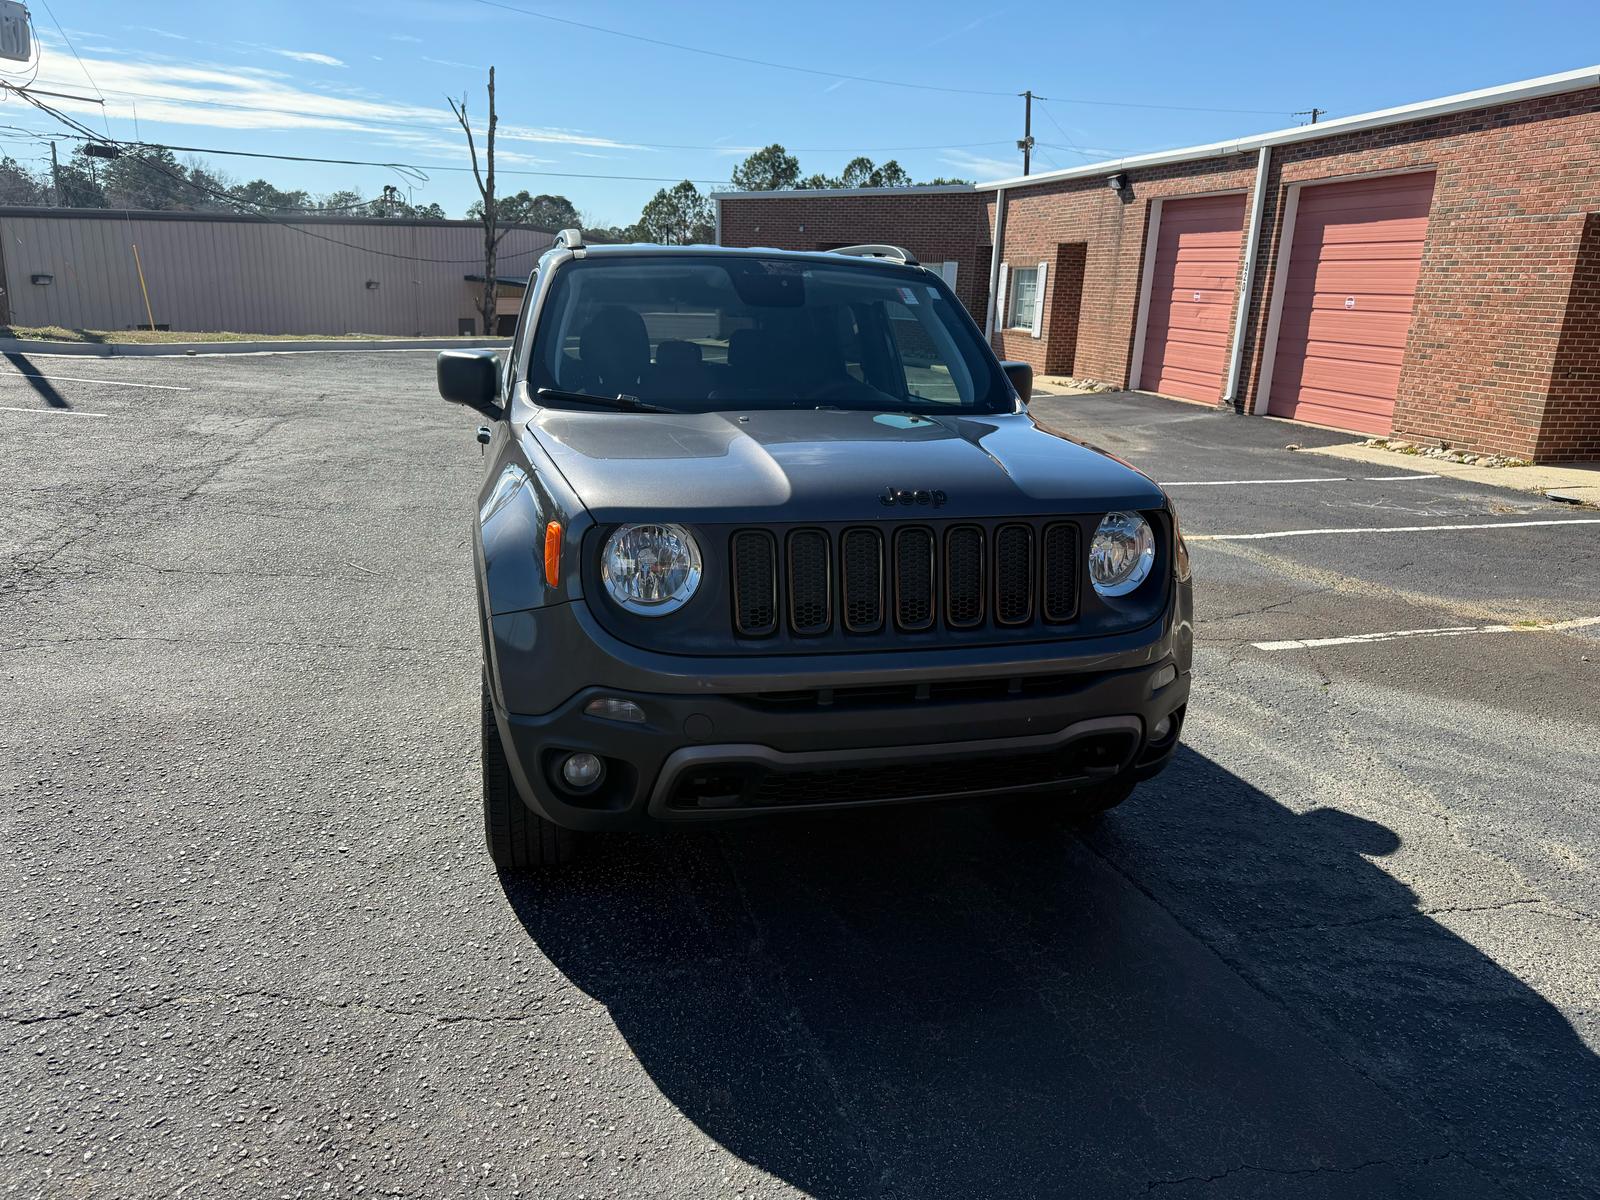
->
1089, 511, 1155, 597
602, 523, 702, 615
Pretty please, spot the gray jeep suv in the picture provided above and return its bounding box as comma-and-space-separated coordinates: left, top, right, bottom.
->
438, 231, 1192, 870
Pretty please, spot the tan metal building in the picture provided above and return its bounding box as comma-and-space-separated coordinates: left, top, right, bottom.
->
0, 208, 557, 336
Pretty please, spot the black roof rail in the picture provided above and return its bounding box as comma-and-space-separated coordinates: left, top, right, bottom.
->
827, 244, 920, 266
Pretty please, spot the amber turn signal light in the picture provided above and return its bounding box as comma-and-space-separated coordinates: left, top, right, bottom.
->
544, 521, 562, 586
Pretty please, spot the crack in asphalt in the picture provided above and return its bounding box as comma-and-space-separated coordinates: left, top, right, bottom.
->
3, 985, 560, 1030
1237, 896, 1582, 938
1144, 1150, 1461, 1191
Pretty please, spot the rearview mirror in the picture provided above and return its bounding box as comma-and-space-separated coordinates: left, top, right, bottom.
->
1001, 360, 1033, 404
437, 349, 500, 411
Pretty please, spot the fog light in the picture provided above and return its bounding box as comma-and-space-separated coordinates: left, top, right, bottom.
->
560, 752, 604, 789
1151, 716, 1173, 743
584, 696, 645, 724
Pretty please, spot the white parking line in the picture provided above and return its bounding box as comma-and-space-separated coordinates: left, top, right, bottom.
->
0, 404, 108, 417
1161, 473, 1439, 486
0, 370, 189, 392
1188, 518, 1600, 541
1254, 616, 1600, 651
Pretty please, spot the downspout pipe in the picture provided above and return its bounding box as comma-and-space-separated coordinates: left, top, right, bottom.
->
1223, 146, 1271, 408
985, 187, 1007, 342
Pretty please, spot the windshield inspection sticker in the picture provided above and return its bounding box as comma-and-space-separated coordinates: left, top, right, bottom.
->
898, 287, 919, 305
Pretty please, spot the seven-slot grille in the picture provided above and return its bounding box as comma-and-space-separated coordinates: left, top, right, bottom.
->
731, 521, 1084, 638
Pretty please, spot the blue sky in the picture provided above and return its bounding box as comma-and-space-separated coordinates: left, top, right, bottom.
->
3, 0, 1596, 226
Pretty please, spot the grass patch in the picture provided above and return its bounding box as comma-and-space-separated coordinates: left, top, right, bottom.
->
1, 325, 425, 344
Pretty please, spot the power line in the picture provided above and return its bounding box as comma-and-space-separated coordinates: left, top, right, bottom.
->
37, 1, 110, 136
23, 78, 1027, 156
0, 125, 737, 185
0, 87, 552, 262
465, 0, 1016, 97
469, 0, 1295, 114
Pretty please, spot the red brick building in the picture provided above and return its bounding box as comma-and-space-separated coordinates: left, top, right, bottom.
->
715, 66, 1600, 462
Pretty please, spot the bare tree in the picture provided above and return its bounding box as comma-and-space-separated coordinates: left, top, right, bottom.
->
449, 67, 500, 337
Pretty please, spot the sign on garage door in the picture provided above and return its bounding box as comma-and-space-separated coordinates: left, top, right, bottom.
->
1266, 173, 1436, 434
1136, 194, 1248, 404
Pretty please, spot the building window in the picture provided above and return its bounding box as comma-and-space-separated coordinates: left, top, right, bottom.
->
1007, 265, 1040, 329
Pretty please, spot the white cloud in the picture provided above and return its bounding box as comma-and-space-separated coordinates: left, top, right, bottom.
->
939, 149, 1020, 178
498, 123, 644, 151
389, 34, 423, 43
273, 49, 345, 67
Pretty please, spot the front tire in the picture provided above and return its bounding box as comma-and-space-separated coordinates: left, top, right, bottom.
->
482, 676, 581, 870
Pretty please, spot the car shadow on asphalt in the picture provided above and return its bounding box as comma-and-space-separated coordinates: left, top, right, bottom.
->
500, 747, 1599, 1198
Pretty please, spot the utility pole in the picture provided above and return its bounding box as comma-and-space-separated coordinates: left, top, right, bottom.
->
49, 140, 61, 206
1017, 90, 1039, 176
1294, 107, 1326, 125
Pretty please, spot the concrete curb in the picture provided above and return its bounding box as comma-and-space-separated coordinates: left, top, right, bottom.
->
0, 336, 511, 358
1300, 442, 1600, 503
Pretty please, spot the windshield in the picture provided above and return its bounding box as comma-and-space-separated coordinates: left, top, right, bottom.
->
527, 254, 1011, 414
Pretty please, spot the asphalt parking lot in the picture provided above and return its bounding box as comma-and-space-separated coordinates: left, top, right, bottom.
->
3, 350, 1597, 1199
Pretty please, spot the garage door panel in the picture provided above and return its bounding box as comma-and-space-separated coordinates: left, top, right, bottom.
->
1139, 194, 1247, 403
1274, 335, 1407, 368
1266, 173, 1435, 434
1270, 386, 1404, 432
1293, 261, 1426, 297
1291, 356, 1405, 399
1299, 309, 1417, 347
1282, 288, 1422, 315
1151, 302, 1235, 334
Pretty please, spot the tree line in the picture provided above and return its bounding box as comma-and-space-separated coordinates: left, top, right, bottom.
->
0, 140, 969, 243
0, 145, 448, 218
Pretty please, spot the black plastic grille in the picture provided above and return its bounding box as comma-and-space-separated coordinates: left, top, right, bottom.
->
893, 528, 935, 631
944, 526, 984, 628
995, 525, 1034, 625
730, 530, 777, 636
787, 530, 831, 634
840, 529, 884, 633
730, 518, 1099, 641
1042, 523, 1080, 623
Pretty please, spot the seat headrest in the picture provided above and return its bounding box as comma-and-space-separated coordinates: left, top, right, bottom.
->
579, 305, 649, 389
655, 339, 703, 369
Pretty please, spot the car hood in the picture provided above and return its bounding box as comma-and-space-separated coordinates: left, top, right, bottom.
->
527, 407, 1165, 524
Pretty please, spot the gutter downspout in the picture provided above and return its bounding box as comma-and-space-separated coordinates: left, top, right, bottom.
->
713, 195, 723, 246
985, 187, 1007, 342
1223, 146, 1271, 409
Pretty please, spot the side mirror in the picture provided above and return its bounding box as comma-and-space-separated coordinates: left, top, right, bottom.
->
1001, 360, 1033, 404
437, 349, 501, 412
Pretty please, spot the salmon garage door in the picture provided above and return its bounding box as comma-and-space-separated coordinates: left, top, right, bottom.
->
1138, 193, 1247, 403
1267, 173, 1436, 433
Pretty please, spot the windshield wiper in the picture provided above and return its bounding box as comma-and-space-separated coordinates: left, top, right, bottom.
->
534, 387, 667, 414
